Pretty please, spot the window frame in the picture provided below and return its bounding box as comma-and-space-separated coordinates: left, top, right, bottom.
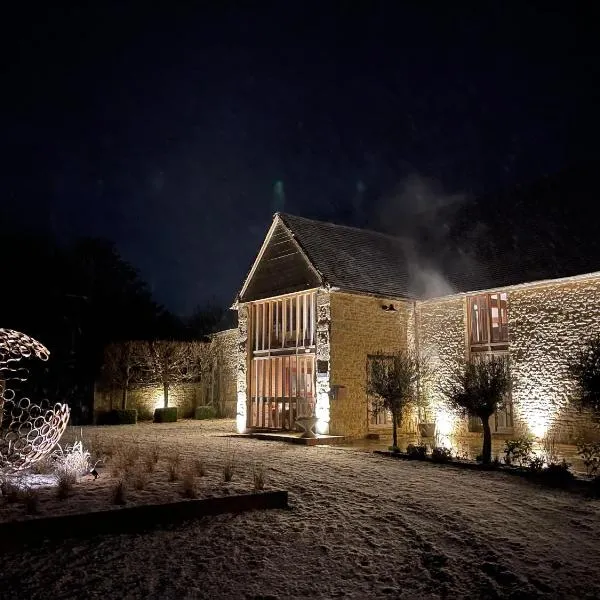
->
468, 292, 509, 353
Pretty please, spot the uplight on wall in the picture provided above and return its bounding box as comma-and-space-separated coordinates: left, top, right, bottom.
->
236, 391, 247, 433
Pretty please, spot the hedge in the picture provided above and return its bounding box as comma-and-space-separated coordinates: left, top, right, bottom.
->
153, 407, 178, 423
194, 406, 217, 420
96, 409, 138, 425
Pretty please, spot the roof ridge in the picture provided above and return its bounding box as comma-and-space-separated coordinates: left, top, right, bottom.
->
276, 212, 409, 245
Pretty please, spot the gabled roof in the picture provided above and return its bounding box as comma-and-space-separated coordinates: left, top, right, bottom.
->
237, 210, 600, 305
279, 213, 417, 298
237, 213, 415, 301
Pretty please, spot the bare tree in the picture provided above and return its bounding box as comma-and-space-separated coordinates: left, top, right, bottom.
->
443, 355, 510, 464
568, 334, 600, 415
101, 341, 142, 410
366, 350, 423, 450
138, 340, 200, 409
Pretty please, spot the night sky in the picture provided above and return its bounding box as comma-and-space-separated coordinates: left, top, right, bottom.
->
3, 2, 595, 314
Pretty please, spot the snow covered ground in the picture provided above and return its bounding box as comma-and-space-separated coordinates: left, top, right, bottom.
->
1, 419, 599, 599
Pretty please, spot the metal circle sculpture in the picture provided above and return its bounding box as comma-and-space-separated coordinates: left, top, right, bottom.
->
0, 329, 70, 472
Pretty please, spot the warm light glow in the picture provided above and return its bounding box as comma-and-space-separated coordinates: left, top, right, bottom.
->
434, 406, 458, 448
315, 389, 330, 435
515, 385, 556, 440
236, 391, 247, 433
150, 388, 165, 411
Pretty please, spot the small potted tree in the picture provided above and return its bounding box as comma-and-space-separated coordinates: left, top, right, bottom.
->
367, 349, 423, 452
443, 355, 510, 465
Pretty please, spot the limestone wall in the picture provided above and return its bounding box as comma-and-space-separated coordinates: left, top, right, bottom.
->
509, 276, 600, 442
328, 291, 413, 438
236, 304, 249, 430
416, 295, 468, 437
94, 328, 239, 421
95, 382, 203, 420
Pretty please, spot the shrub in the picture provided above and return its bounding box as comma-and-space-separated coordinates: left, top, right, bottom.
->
112, 479, 127, 505
22, 487, 40, 514
193, 458, 206, 477
590, 475, 600, 497
1, 478, 21, 503
542, 434, 559, 465
253, 463, 266, 491
153, 407, 178, 423
144, 453, 157, 474
30, 456, 54, 475
577, 441, 600, 477
195, 406, 217, 420
56, 469, 76, 499
96, 409, 138, 425
388, 445, 401, 453
504, 436, 534, 467
223, 445, 236, 482
431, 447, 453, 463
537, 460, 574, 487
181, 472, 197, 498
528, 456, 545, 474
168, 462, 180, 482
406, 443, 428, 460
132, 467, 149, 490
53, 439, 92, 478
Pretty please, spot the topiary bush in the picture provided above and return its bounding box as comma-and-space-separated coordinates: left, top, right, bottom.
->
153, 407, 178, 423
194, 405, 217, 420
406, 443, 428, 460
431, 447, 453, 463
96, 409, 138, 425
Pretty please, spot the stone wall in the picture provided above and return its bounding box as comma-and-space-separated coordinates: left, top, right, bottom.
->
328, 291, 413, 438
94, 328, 239, 421
315, 289, 332, 434
509, 276, 600, 443
236, 304, 249, 431
211, 328, 239, 418
95, 382, 203, 420
416, 296, 468, 438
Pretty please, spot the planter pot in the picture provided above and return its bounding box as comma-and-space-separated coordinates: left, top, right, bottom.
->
418, 423, 436, 438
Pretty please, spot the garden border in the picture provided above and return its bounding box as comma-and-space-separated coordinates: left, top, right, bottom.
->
0, 490, 288, 549
373, 450, 596, 494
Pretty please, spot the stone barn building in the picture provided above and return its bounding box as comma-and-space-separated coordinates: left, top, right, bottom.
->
233, 212, 600, 444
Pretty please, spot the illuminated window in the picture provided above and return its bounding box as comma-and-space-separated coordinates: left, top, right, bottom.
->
468, 292, 508, 350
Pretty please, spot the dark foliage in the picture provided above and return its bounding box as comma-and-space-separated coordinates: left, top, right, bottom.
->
0, 231, 180, 422
153, 407, 178, 423
431, 447, 453, 463
504, 436, 534, 467
443, 356, 510, 464
568, 335, 600, 415
576, 441, 600, 477
96, 409, 138, 425
535, 460, 574, 488
195, 406, 217, 420
528, 456, 545, 473
406, 443, 428, 460
366, 350, 422, 450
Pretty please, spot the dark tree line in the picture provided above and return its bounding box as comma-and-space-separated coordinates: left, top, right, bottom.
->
0, 229, 233, 423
